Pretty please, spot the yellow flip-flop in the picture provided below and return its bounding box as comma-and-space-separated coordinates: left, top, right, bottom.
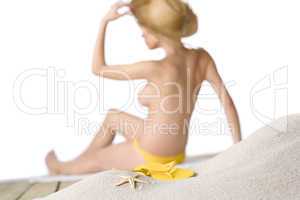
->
133, 161, 196, 181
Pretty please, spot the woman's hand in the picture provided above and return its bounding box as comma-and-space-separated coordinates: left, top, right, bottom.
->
103, 1, 132, 23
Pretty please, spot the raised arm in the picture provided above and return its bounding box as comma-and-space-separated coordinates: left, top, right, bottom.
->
204, 52, 242, 144
92, 1, 158, 80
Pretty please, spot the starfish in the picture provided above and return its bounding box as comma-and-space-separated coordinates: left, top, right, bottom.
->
114, 174, 148, 189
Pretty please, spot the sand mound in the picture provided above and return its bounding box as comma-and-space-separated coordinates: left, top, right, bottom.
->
36, 114, 300, 200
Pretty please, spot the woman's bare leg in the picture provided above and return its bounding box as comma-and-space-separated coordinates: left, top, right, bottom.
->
87, 109, 144, 150
48, 141, 145, 175
46, 109, 145, 174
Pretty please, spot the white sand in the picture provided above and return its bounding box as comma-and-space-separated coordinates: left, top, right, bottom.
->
36, 114, 300, 200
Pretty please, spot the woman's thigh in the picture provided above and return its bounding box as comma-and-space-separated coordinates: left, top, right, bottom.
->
108, 109, 145, 141
95, 141, 145, 170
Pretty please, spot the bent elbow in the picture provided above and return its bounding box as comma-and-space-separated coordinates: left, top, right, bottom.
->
91, 64, 103, 76
92, 69, 99, 76
92, 63, 107, 76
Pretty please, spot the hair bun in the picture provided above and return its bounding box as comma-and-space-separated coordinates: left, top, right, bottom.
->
181, 3, 198, 37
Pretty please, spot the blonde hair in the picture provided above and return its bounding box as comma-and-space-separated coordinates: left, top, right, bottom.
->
130, 0, 198, 41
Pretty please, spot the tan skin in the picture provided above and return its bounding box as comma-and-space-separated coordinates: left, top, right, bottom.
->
46, 1, 241, 175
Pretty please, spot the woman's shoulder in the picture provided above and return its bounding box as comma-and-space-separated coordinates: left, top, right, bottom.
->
191, 47, 215, 66
191, 46, 210, 58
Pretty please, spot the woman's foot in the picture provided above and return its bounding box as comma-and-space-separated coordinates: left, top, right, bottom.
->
45, 149, 99, 175
45, 150, 61, 175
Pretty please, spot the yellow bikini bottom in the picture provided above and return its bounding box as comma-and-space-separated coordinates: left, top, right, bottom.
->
132, 139, 196, 181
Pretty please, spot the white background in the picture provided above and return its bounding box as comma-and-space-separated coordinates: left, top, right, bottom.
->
0, 0, 299, 181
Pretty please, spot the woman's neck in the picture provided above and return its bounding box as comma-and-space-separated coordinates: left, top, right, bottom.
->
161, 41, 187, 56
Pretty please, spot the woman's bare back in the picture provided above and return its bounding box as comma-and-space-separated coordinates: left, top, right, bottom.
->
138, 48, 210, 156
